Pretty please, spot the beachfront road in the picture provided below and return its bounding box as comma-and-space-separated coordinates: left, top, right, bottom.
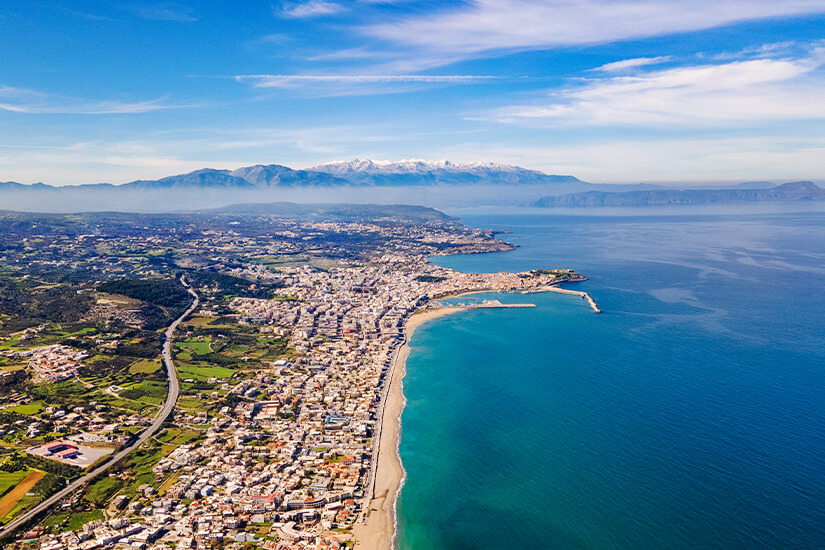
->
0, 277, 198, 541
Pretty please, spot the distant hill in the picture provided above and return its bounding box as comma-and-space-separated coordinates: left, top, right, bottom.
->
722, 181, 779, 190
124, 168, 255, 190
203, 202, 457, 224
0, 203, 457, 232
0, 159, 592, 212
531, 181, 825, 208
229, 165, 350, 187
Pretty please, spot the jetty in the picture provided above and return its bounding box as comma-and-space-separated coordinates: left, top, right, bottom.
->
534, 286, 602, 313
468, 299, 536, 309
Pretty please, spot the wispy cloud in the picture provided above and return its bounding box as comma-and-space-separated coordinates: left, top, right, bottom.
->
259, 33, 291, 44
235, 74, 498, 88
712, 41, 801, 60
594, 56, 672, 72
59, 7, 116, 22
0, 85, 187, 115
280, 1, 345, 18
121, 2, 196, 22
487, 49, 825, 127
365, 1, 825, 65
306, 46, 384, 62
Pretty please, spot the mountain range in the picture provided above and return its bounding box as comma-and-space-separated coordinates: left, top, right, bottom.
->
0, 159, 591, 212
307, 159, 582, 187
531, 181, 825, 208
1, 159, 822, 213
1, 159, 583, 192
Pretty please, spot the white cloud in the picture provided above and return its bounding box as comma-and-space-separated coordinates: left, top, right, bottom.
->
594, 56, 672, 72
366, 1, 825, 62
281, 1, 344, 18
488, 53, 825, 126
0, 85, 184, 115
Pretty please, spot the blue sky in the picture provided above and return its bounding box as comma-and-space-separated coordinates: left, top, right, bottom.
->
2, 1, 825, 185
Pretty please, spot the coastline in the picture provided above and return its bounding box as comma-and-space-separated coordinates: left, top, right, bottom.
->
353, 287, 592, 549
353, 306, 467, 550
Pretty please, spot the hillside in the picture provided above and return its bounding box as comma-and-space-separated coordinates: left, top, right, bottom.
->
531, 182, 825, 208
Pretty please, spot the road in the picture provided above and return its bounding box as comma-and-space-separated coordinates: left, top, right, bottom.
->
0, 278, 198, 541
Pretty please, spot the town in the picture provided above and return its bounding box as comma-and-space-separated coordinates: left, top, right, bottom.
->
0, 206, 586, 549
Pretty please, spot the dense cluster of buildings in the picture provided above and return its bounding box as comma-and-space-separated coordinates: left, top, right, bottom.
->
5, 216, 583, 550
2, 344, 88, 383
28, 256, 572, 549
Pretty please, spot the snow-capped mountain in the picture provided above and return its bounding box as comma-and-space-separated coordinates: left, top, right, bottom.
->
310, 158, 535, 175
308, 158, 581, 186
0, 159, 588, 212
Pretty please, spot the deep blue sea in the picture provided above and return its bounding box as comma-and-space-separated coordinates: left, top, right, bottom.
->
396, 207, 825, 550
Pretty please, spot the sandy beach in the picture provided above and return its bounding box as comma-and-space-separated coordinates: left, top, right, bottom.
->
352, 291, 566, 549
353, 306, 467, 550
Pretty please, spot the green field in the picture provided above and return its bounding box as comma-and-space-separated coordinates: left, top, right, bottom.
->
157, 428, 203, 445
119, 380, 167, 404
104, 397, 157, 414
58, 327, 98, 338
176, 397, 209, 410
184, 314, 233, 329
176, 338, 212, 355
0, 470, 29, 498
7, 401, 45, 415
84, 476, 124, 507
0, 337, 24, 349
129, 358, 161, 374
44, 509, 104, 531
177, 363, 234, 381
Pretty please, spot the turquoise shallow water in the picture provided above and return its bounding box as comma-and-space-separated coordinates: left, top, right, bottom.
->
396, 210, 825, 550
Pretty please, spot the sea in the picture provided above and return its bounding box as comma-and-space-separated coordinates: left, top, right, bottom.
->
395, 205, 825, 550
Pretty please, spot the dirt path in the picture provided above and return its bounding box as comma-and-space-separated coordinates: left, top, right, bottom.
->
0, 471, 44, 518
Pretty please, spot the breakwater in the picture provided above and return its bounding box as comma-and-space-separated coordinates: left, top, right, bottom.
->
531, 286, 601, 313
467, 300, 536, 309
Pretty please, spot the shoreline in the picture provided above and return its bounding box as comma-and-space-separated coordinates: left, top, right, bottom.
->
353, 286, 595, 549
352, 306, 468, 550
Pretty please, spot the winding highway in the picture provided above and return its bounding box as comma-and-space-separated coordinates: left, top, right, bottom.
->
0, 278, 198, 541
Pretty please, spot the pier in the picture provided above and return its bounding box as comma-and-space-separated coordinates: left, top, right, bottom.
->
468, 300, 536, 309
538, 286, 602, 313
